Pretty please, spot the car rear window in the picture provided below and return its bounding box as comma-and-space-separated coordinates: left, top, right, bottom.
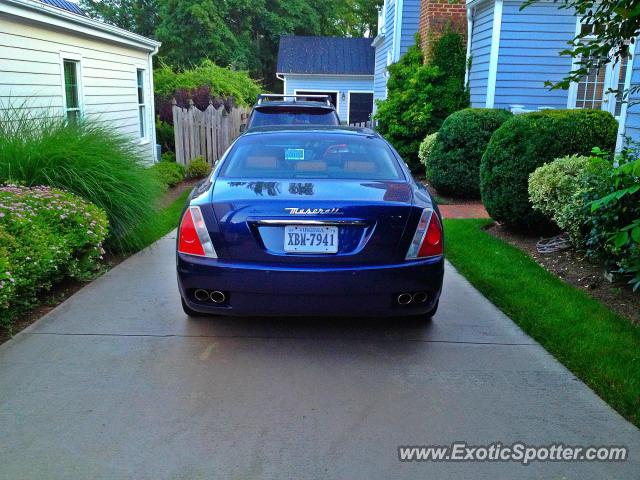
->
220, 133, 403, 180
249, 107, 339, 127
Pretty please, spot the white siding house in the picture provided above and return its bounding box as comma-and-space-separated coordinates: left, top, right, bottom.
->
277, 36, 375, 124
0, 0, 161, 163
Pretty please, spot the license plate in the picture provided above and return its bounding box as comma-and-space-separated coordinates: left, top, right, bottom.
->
284, 225, 338, 253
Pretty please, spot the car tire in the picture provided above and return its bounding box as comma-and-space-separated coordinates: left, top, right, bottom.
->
181, 297, 200, 317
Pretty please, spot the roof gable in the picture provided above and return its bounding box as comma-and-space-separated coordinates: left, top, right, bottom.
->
40, 0, 85, 15
277, 36, 375, 76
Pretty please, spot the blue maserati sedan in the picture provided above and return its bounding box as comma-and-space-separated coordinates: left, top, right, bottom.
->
176, 126, 444, 318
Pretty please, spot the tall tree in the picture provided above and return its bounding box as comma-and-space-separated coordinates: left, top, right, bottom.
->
80, 0, 160, 38
82, 0, 383, 89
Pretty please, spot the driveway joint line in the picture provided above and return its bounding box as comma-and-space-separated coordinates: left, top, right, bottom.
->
26, 331, 537, 346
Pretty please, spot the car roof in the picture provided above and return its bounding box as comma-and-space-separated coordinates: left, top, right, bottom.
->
254, 101, 336, 110
241, 125, 378, 137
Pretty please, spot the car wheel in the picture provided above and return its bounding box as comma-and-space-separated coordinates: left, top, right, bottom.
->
181, 297, 200, 317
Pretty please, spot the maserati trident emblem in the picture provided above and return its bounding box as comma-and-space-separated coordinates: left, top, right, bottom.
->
285, 207, 342, 215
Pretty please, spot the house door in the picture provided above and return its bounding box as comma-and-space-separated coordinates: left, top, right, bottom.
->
295, 91, 338, 109
348, 92, 374, 124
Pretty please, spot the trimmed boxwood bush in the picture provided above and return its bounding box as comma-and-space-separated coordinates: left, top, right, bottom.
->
0, 185, 108, 329
427, 108, 512, 198
480, 109, 618, 228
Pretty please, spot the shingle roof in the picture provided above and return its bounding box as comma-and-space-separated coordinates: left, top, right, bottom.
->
277, 36, 375, 75
40, 0, 86, 16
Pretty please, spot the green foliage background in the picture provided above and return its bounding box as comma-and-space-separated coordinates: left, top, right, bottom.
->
375, 32, 469, 171
81, 0, 383, 90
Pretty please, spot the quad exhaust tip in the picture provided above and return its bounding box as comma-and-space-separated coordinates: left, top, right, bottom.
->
210, 290, 226, 304
194, 289, 211, 302
412, 292, 428, 304
397, 293, 413, 306
193, 289, 227, 304
397, 292, 428, 306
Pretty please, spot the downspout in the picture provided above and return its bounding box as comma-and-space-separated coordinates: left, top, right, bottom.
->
465, 6, 473, 87
149, 44, 159, 162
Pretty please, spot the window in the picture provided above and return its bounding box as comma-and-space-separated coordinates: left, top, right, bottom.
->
573, 21, 630, 117
137, 69, 146, 139
63, 60, 81, 122
575, 58, 606, 110
220, 132, 403, 180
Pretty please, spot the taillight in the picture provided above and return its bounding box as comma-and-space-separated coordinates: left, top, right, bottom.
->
405, 209, 443, 260
178, 206, 217, 258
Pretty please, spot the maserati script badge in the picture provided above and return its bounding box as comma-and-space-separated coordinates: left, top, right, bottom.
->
285, 207, 342, 215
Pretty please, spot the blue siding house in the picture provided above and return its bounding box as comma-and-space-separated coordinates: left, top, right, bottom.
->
371, 0, 422, 109
276, 36, 375, 124
466, 0, 639, 150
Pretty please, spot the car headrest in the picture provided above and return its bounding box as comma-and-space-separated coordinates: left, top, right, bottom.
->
344, 160, 376, 173
245, 156, 278, 169
294, 161, 327, 172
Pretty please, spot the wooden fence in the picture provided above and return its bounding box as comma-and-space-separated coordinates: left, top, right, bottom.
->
172, 99, 249, 166
348, 119, 377, 129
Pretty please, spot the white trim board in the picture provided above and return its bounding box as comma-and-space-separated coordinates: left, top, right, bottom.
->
392, 0, 404, 62
346, 90, 375, 124
615, 39, 638, 152
485, 0, 503, 108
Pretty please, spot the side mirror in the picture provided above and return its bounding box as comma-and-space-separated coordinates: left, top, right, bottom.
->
239, 124, 246, 133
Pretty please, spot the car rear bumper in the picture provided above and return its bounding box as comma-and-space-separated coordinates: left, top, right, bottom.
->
177, 254, 444, 317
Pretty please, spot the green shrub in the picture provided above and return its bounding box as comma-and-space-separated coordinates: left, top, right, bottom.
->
152, 161, 185, 188
0, 185, 108, 329
375, 31, 469, 171
587, 151, 640, 291
161, 151, 176, 163
0, 108, 163, 252
480, 109, 618, 229
156, 118, 175, 153
529, 155, 609, 243
154, 60, 262, 106
418, 133, 438, 167
427, 108, 512, 198
186, 156, 211, 178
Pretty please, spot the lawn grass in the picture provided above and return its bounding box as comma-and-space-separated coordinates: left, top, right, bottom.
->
444, 218, 640, 428
122, 188, 191, 251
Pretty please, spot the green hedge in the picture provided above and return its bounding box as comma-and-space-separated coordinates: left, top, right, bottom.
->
152, 161, 185, 188
480, 109, 619, 228
0, 185, 108, 329
427, 108, 512, 198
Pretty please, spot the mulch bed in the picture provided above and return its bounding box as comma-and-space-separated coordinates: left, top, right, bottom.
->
487, 223, 640, 325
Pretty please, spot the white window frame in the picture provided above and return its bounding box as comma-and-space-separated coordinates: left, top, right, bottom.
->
346, 90, 375, 125
59, 51, 84, 121
567, 19, 633, 118
136, 67, 149, 144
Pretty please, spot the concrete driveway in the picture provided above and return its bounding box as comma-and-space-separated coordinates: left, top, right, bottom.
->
0, 233, 638, 480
